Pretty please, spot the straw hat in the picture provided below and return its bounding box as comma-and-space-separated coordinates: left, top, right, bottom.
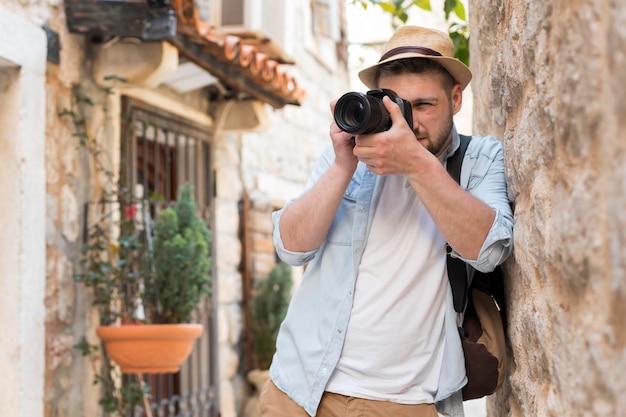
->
358, 26, 472, 90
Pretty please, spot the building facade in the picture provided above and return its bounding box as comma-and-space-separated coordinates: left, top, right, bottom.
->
0, 1, 349, 416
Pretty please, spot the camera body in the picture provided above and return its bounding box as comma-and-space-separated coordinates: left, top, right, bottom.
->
333, 88, 413, 135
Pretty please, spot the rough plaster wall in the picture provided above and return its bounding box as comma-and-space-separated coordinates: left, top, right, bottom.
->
470, 1, 626, 416
40, 3, 112, 412
0, 6, 47, 417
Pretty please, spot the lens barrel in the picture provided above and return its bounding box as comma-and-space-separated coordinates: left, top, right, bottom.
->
334, 92, 391, 134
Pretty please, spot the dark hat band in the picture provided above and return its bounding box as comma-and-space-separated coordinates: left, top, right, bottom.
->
379, 46, 443, 62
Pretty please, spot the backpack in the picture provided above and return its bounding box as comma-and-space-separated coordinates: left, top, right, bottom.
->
446, 134, 508, 401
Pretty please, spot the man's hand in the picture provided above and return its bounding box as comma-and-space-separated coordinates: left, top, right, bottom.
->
329, 100, 359, 174
352, 95, 427, 177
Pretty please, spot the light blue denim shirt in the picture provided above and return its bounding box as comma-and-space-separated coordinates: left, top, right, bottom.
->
270, 127, 514, 416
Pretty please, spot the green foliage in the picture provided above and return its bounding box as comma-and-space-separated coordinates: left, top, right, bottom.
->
74, 185, 212, 325
64, 84, 150, 416
74, 336, 148, 416
67, 87, 213, 325
415, 0, 433, 12
66, 83, 148, 325
74, 336, 99, 356
96, 371, 149, 416
74, 205, 148, 325
443, 0, 465, 20
449, 21, 469, 66
145, 184, 212, 324
349, 0, 470, 66
250, 263, 293, 370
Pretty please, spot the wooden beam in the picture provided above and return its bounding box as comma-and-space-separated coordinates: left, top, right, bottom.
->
65, 0, 176, 40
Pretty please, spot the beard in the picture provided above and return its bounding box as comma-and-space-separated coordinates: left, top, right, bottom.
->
416, 106, 455, 157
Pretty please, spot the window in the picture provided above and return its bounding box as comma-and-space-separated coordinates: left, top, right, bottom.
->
311, 0, 340, 40
122, 98, 213, 214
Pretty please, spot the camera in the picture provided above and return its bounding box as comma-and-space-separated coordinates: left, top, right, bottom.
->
333, 88, 413, 135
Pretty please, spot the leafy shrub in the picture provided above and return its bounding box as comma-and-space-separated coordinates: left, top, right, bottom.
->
250, 262, 293, 369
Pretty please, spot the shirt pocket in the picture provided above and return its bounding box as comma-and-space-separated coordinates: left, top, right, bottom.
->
465, 152, 493, 191
463, 139, 501, 192
466, 172, 486, 191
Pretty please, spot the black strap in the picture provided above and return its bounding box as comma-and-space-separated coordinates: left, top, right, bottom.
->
446, 134, 471, 185
446, 134, 472, 313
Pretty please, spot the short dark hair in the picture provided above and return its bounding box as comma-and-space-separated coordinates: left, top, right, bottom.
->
374, 58, 456, 93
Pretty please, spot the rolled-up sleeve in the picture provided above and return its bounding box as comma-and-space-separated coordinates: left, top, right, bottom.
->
452, 135, 514, 272
466, 208, 513, 272
271, 144, 337, 266
272, 208, 318, 266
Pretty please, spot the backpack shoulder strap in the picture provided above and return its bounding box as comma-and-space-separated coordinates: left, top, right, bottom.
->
447, 134, 471, 184
446, 134, 472, 313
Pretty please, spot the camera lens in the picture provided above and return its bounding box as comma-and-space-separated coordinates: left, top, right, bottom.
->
342, 101, 367, 127
334, 92, 390, 134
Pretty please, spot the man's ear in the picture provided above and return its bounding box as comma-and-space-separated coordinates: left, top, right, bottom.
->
451, 84, 463, 115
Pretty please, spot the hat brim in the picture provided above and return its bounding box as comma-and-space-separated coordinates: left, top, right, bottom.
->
358, 52, 472, 90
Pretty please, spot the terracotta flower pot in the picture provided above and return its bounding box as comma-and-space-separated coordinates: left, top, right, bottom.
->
96, 324, 203, 374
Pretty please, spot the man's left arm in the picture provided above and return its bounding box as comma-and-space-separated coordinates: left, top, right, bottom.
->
408, 136, 513, 270
455, 138, 514, 271
407, 155, 500, 262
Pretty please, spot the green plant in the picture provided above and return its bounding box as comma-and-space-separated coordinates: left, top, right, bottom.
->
250, 262, 293, 370
65, 84, 146, 325
75, 196, 149, 325
144, 184, 212, 324
63, 84, 150, 416
74, 184, 212, 324
67, 81, 212, 325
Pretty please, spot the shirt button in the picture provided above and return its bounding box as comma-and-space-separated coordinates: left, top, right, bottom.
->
358, 206, 364, 212
322, 368, 328, 374
337, 329, 342, 334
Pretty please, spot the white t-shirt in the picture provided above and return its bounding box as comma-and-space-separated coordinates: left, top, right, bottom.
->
326, 174, 448, 404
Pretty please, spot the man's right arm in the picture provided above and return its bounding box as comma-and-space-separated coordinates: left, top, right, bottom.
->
279, 162, 355, 252
278, 100, 358, 252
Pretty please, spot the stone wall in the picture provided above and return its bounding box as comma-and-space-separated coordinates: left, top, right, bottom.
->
470, 1, 626, 415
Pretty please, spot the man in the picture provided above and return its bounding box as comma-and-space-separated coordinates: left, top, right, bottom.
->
261, 26, 514, 417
